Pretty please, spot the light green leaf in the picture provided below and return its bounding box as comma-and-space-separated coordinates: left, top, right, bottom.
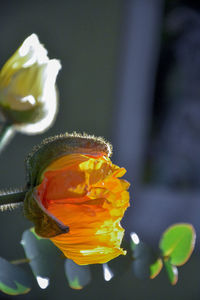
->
0, 281, 29, 296
64, 259, 91, 290
132, 242, 157, 279
132, 258, 150, 279
133, 242, 157, 264
159, 223, 196, 266
130, 232, 140, 251
164, 259, 178, 285
150, 258, 163, 279
108, 239, 132, 276
21, 228, 61, 289
0, 257, 31, 295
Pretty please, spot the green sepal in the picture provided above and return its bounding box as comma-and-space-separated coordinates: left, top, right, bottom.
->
25, 132, 112, 187
23, 189, 69, 238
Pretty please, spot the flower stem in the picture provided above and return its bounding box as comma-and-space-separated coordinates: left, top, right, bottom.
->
0, 122, 15, 154
10, 258, 30, 265
0, 189, 26, 211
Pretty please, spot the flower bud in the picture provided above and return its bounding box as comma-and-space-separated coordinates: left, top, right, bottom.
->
24, 133, 130, 265
0, 34, 61, 134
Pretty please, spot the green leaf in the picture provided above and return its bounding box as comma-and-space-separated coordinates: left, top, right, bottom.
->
108, 239, 132, 276
30, 227, 43, 240
130, 232, 140, 251
159, 223, 196, 266
21, 228, 62, 289
133, 242, 157, 263
132, 258, 150, 279
164, 259, 178, 285
102, 263, 114, 281
132, 242, 157, 279
64, 259, 91, 290
150, 258, 163, 279
0, 257, 31, 295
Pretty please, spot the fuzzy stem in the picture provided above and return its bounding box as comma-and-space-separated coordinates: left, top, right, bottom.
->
0, 190, 26, 211
0, 122, 15, 154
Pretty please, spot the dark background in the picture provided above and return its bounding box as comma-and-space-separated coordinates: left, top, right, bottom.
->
0, 0, 200, 299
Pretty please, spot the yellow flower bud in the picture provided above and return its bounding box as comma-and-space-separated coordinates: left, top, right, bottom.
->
0, 34, 61, 134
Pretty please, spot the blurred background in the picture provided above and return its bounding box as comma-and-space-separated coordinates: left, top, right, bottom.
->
0, 0, 200, 299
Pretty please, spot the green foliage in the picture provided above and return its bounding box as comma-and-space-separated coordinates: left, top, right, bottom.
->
159, 223, 195, 285
0, 224, 196, 295
132, 242, 158, 279
0, 257, 31, 295
64, 259, 91, 290
163, 259, 178, 285
22, 228, 92, 290
21, 228, 62, 289
149, 258, 163, 279
108, 239, 132, 276
159, 223, 196, 266
130, 223, 196, 285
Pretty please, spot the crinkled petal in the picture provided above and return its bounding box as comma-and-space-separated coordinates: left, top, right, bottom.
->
35, 153, 130, 265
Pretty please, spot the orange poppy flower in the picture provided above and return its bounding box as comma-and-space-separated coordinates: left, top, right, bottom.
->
24, 133, 130, 265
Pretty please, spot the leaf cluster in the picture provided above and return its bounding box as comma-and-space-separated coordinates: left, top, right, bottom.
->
0, 223, 195, 295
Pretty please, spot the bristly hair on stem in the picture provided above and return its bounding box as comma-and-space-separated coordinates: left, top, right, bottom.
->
0, 188, 26, 211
